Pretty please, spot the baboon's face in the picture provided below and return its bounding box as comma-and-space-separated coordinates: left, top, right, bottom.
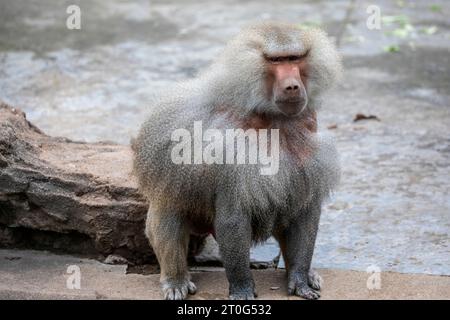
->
264, 51, 309, 116
219, 23, 340, 117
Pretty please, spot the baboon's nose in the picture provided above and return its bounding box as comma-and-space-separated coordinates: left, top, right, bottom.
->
285, 84, 299, 92
282, 79, 301, 96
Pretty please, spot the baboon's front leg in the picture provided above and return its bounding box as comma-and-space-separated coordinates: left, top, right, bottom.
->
277, 200, 322, 300
215, 199, 255, 300
145, 208, 196, 300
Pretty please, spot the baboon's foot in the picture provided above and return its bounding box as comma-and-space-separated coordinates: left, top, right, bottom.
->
229, 291, 256, 300
308, 269, 323, 291
161, 279, 197, 300
288, 275, 321, 300
229, 281, 257, 300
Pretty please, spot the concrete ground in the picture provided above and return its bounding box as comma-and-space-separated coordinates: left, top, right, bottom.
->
1, 249, 449, 300
0, 0, 449, 298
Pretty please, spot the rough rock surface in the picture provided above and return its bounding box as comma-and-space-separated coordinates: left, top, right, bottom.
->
0, 102, 204, 263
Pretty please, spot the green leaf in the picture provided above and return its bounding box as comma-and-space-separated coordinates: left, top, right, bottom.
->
430, 5, 442, 12
382, 15, 409, 27
383, 45, 400, 53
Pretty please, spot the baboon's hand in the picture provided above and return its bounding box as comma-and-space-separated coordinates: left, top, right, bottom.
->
162, 279, 197, 300
229, 280, 257, 300
229, 292, 255, 300
229, 289, 257, 300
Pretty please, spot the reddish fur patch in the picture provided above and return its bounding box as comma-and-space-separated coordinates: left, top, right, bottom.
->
242, 113, 272, 130
279, 110, 317, 166
215, 107, 318, 167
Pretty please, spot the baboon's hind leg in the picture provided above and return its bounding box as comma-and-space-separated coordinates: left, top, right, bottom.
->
145, 208, 196, 300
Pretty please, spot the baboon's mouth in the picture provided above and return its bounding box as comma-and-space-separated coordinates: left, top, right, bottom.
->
275, 97, 302, 104
275, 97, 307, 116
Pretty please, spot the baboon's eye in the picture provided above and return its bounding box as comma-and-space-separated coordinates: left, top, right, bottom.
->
286, 55, 301, 62
265, 54, 306, 63
266, 56, 284, 63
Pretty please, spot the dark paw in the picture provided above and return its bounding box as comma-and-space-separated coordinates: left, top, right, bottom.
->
161, 279, 197, 300
229, 282, 257, 300
229, 292, 256, 300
